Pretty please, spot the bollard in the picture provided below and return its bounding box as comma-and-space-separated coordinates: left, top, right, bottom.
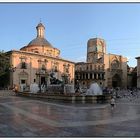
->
72, 96, 75, 103
82, 96, 85, 104
92, 96, 97, 103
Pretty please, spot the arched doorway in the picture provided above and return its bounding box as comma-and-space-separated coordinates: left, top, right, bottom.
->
112, 74, 121, 88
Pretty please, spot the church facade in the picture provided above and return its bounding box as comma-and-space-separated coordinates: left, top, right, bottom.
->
75, 38, 128, 89
6, 22, 75, 91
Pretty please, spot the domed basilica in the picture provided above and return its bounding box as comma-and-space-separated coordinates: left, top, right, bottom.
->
6, 22, 75, 90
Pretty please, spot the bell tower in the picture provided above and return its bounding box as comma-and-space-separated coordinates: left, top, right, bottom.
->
86, 38, 106, 63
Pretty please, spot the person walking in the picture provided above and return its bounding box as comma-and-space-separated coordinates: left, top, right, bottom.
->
110, 96, 115, 110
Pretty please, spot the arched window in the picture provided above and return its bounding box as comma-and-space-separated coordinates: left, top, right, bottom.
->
111, 60, 120, 69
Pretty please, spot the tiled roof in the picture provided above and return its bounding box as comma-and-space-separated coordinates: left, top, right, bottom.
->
28, 37, 53, 47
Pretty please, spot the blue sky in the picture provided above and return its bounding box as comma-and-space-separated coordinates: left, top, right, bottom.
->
0, 3, 140, 67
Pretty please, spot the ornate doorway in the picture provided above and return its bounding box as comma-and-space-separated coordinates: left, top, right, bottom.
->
41, 76, 46, 85
112, 74, 121, 88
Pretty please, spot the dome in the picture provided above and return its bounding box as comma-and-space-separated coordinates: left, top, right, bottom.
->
28, 37, 53, 47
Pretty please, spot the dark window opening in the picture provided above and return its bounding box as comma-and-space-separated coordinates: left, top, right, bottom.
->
102, 74, 104, 80
21, 79, 26, 84
21, 62, 27, 69
94, 73, 97, 79
90, 73, 92, 79
86, 73, 88, 79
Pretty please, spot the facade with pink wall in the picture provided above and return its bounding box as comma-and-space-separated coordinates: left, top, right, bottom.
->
7, 22, 75, 91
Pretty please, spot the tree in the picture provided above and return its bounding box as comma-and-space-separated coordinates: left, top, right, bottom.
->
0, 50, 10, 89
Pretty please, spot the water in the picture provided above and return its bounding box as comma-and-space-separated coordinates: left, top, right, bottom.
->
30, 83, 39, 93
86, 83, 103, 96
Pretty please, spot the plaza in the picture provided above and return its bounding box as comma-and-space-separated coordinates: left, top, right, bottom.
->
0, 90, 140, 137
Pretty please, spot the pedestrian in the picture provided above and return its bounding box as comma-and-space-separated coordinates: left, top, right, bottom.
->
13, 84, 19, 95
110, 96, 115, 110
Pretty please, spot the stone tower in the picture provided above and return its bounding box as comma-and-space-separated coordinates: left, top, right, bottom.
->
86, 38, 106, 63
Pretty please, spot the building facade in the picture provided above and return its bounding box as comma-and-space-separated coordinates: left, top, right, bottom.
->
136, 57, 140, 88
6, 22, 75, 91
127, 66, 137, 88
75, 38, 128, 89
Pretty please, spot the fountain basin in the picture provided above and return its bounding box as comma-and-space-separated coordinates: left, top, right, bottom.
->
17, 92, 111, 103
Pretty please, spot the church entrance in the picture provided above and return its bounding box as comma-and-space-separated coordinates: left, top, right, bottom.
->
112, 74, 121, 88
41, 76, 46, 85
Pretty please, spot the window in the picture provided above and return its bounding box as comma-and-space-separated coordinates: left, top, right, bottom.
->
21, 62, 27, 69
90, 65, 92, 70
98, 74, 101, 79
20, 56, 27, 69
94, 73, 97, 79
95, 65, 97, 70
86, 73, 88, 79
90, 73, 92, 79
102, 73, 104, 80
41, 64, 46, 71
54, 66, 58, 72
66, 67, 69, 73
21, 79, 26, 84
63, 64, 69, 73
83, 73, 85, 79
111, 60, 119, 69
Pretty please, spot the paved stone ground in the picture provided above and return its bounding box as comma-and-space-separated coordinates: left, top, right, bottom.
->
0, 90, 15, 96
0, 90, 140, 137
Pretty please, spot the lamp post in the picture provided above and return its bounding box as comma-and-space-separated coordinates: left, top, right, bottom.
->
9, 65, 16, 88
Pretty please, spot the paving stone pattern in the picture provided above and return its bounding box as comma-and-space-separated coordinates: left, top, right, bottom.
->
0, 90, 140, 137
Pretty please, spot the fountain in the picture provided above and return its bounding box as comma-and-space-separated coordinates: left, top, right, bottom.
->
20, 74, 110, 103
30, 81, 39, 93
47, 72, 75, 94
86, 82, 103, 95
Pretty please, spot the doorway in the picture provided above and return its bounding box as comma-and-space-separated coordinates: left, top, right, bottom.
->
41, 76, 46, 85
112, 74, 121, 88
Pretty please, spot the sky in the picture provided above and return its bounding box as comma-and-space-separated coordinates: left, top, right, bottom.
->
0, 3, 140, 67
